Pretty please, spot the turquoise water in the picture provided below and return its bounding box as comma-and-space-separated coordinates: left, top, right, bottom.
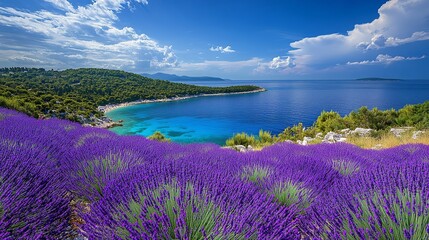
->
107, 80, 429, 145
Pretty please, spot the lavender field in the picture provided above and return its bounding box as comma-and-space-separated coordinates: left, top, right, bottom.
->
0, 107, 428, 239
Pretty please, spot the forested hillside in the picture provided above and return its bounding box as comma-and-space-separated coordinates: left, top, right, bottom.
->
0, 68, 261, 123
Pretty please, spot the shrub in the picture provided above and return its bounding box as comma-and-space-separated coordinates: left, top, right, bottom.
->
148, 131, 171, 142
225, 132, 256, 147
258, 129, 274, 145
278, 123, 307, 141
314, 111, 349, 133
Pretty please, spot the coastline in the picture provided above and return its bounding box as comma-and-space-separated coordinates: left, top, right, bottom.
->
98, 88, 266, 114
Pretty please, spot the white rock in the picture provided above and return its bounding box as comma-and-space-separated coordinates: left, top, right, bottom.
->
412, 131, 425, 140
303, 137, 314, 142
390, 127, 413, 137
337, 138, 348, 143
247, 145, 254, 151
315, 133, 323, 139
351, 128, 373, 136
340, 128, 351, 135
235, 145, 247, 152
324, 132, 344, 143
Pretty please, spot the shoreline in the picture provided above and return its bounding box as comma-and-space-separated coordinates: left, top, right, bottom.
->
98, 88, 266, 114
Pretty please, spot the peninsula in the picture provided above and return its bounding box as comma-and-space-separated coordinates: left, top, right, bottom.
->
0, 67, 264, 127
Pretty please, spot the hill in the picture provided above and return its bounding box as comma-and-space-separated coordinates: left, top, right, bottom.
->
0, 67, 261, 124
142, 72, 228, 82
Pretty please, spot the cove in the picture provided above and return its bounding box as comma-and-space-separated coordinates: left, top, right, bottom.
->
106, 79, 429, 145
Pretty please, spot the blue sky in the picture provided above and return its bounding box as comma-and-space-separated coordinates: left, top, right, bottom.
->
0, 0, 428, 79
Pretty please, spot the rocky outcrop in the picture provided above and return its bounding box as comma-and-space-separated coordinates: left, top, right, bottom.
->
225, 145, 256, 153
350, 128, 373, 136
323, 132, 346, 143
390, 127, 414, 137
297, 137, 316, 146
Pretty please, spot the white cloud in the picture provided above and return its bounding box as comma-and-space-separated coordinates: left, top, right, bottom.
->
385, 31, 429, 47
209, 45, 236, 53
287, 0, 429, 71
43, 0, 74, 12
0, 0, 175, 71
347, 54, 425, 65
173, 57, 261, 72
253, 56, 295, 73
10, 56, 46, 64
269, 56, 295, 69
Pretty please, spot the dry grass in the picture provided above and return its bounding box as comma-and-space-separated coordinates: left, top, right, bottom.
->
346, 130, 429, 149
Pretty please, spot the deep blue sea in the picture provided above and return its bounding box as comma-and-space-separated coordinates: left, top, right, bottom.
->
106, 80, 429, 145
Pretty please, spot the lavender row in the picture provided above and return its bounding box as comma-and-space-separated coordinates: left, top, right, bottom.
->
0, 108, 428, 239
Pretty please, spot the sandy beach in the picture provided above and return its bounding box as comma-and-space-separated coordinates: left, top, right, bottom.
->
98, 88, 266, 114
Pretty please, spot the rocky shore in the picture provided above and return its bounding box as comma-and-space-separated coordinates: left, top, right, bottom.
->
228, 127, 427, 152
94, 88, 266, 128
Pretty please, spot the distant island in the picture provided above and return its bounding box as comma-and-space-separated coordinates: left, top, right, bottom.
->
356, 77, 402, 81
142, 72, 228, 82
0, 68, 263, 127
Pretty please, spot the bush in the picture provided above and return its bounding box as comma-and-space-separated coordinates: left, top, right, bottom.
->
148, 131, 171, 142
314, 111, 348, 133
225, 132, 256, 147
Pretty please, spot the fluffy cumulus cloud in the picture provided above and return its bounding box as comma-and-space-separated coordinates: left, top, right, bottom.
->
209, 45, 236, 53
0, 0, 176, 71
280, 0, 429, 73
269, 56, 295, 69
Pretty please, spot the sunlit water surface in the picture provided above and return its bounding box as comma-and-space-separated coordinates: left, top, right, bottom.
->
107, 80, 429, 145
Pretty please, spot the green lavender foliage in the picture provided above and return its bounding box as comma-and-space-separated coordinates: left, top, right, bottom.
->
116, 181, 224, 239
241, 166, 271, 184
332, 159, 360, 176
341, 189, 428, 240
271, 181, 312, 210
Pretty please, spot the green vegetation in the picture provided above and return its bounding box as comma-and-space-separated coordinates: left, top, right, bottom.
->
117, 181, 224, 239
226, 101, 429, 148
0, 67, 262, 124
148, 131, 171, 142
241, 166, 271, 184
271, 181, 312, 210
331, 159, 360, 176
340, 189, 428, 240
74, 153, 137, 200
225, 132, 256, 147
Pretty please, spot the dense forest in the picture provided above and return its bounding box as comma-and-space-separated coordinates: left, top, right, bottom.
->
0, 68, 262, 123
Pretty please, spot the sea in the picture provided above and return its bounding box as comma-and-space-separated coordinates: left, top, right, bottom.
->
106, 80, 429, 145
